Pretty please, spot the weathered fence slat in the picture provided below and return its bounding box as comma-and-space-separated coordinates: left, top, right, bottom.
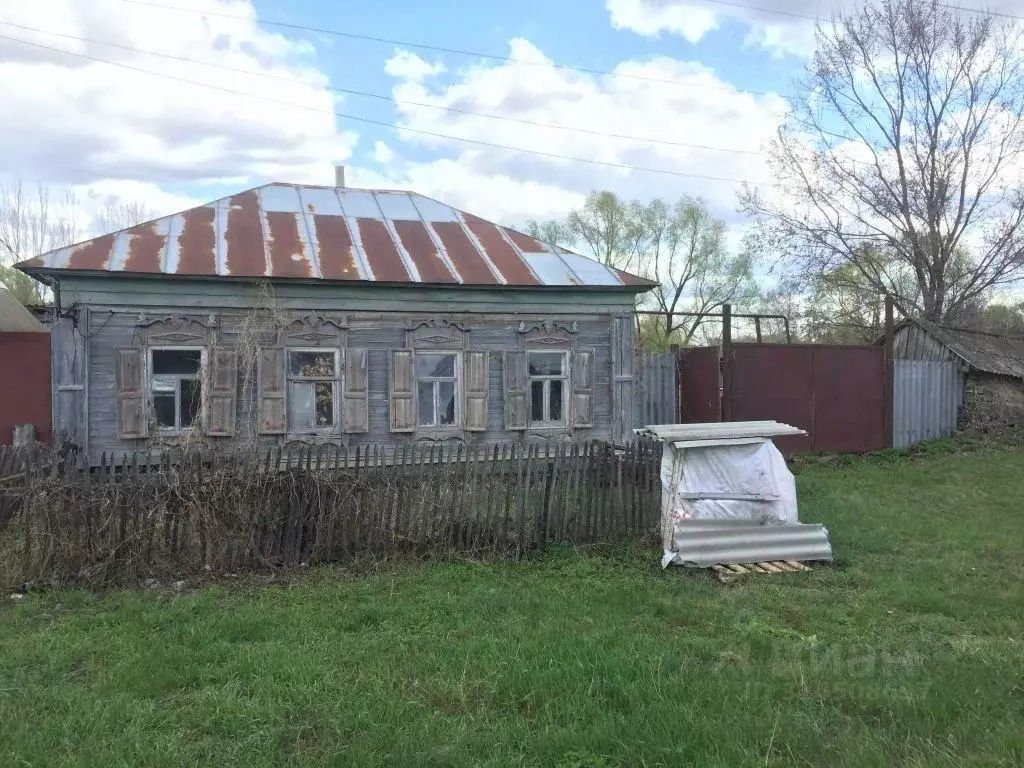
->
2, 438, 661, 586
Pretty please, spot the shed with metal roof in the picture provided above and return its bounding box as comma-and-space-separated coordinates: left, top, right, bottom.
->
888, 317, 1024, 432
15, 178, 654, 463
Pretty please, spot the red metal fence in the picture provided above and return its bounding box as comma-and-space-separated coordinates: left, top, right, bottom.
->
726, 343, 886, 453
0, 332, 51, 445
679, 347, 721, 424
672, 342, 887, 453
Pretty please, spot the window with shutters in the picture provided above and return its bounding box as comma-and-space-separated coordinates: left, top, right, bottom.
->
416, 352, 459, 427
149, 347, 204, 431
287, 349, 340, 431
528, 351, 568, 426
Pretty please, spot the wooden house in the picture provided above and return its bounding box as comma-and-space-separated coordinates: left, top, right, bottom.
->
15, 180, 653, 463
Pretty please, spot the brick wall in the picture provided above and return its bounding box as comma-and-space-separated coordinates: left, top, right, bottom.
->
961, 372, 1024, 430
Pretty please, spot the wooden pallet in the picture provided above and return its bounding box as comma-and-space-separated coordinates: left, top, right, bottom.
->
710, 560, 812, 576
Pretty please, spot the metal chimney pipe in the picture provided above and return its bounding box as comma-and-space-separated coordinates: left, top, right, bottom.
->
335, 165, 345, 188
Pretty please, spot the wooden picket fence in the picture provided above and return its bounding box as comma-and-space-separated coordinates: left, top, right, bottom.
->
1, 439, 661, 586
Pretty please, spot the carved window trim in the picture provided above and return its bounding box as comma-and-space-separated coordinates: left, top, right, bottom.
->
516, 320, 578, 436
405, 317, 468, 350
517, 319, 578, 350
281, 313, 350, 348
136, 313, 219, 346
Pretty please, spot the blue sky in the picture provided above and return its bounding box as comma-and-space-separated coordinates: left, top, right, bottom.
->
1, 0, 1011, 237
1, 0, 826, 234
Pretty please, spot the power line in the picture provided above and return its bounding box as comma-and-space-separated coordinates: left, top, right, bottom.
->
0, 33, 760, 184
699, 0, 824, 22
119, 0, 794, 100
938, 3, 1024, 21
0, 19, 767, 157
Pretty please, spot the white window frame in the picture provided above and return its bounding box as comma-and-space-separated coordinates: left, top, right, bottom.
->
286, 347, 341, 433
528, 350, 569, 427
148, 346, 206, 434
415, 350, 461, 429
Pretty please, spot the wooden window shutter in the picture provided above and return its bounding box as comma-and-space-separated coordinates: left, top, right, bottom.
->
206, 346, 238, 437
503, 350, 527, 431
463, 351, 489, 432
571, 348, 596, 428
258, 347, 286, 434
115, 347, 147, 439
343, 347, 369, 433
389, 349, 415, 432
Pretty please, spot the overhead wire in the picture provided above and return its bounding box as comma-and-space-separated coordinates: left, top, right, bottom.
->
0, 19, 770, 156
0, 33, 764, 184
119, 0, 797, 99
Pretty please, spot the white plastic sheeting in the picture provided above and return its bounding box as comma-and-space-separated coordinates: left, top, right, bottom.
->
646, 420, 833, 568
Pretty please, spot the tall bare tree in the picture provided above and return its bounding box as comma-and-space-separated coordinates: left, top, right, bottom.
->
93, 198, 155, 234
0, 179, 81, 305
741, 0, 1024, 322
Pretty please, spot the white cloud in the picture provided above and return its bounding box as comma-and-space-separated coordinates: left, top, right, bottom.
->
383, 49, 446, 81
365, 43, 787, 227
0, 0, 357, 197
605, 0, 1024, 59
372, 141, 395, 165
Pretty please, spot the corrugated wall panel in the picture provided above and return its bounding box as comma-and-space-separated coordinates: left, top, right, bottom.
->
893, 360, 962, 448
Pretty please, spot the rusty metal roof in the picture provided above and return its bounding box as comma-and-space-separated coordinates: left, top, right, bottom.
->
915, 319, 1024, 380
18, 184, 654, 290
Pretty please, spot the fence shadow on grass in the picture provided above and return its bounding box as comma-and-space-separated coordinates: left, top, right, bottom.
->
0, 439, 661, 587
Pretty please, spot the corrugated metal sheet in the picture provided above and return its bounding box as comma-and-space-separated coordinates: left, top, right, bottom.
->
19, 184, 655, 290
0, 288, 43, 332
668, 519, 833, 568
891, 318, 1024, 379
893, 360, 962, 448
639, 421, 807, 442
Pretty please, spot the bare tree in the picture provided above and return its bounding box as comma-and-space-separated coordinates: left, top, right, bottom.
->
741, 0, 1024, 323
0, 178, 81, 305
93, 198, 155, 234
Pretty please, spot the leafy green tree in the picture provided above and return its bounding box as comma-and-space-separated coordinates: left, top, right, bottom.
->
529, 192, 754, 348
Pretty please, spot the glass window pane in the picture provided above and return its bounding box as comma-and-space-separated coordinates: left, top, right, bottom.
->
416, 353, 456, 378
289, 350, 336, 378
151, 375, 176, 393
438, 381, 456, 425
531, 380, 545, 421
417, 381, 435, 426
153, 394, 176, 428
315, 382, 334, 426
549, 379, 564, 422
181, 379, 202, 427
528, 352, 564, 376
289, 382, 314, 429
152, 349, 201, 375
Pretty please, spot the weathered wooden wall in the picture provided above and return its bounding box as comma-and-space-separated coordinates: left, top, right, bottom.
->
53, 277, 639, 463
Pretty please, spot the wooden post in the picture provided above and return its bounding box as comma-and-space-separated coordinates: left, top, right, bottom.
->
721, 303, 733, 422
884, 294, 895, 449
754, 317, 762, 344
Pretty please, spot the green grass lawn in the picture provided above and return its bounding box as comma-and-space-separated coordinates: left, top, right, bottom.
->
2, 441, 1023, 767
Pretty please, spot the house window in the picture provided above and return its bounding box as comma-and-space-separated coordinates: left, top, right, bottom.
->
529, 351, 567, 425
416, 352, 458, 427
150, 348, 203, 431
288, 349, 339, 430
